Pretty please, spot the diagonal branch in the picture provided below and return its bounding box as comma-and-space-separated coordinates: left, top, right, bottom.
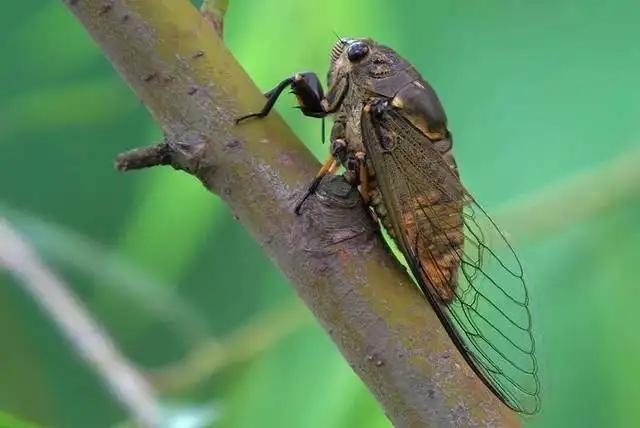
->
62, 1, 520, 426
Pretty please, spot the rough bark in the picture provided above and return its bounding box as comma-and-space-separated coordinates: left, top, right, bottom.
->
63, 1, 521, 426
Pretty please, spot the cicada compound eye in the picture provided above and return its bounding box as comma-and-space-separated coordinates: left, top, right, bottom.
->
347, 41, 369, 62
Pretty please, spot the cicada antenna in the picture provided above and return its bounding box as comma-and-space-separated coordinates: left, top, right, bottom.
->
332, 29, 347, 46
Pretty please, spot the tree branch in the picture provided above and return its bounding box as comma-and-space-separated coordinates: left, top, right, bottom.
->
62, 1, 520, 426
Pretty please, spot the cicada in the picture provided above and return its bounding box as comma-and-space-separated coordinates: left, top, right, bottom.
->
237, 37, 540, 414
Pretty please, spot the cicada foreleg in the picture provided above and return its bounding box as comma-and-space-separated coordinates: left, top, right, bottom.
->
236, 72, 351, 213
237, 72, 320, 123
236, 70, 349, 122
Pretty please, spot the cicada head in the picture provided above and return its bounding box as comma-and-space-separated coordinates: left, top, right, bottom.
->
328, 37, 409, 87
327, 37, 370, 86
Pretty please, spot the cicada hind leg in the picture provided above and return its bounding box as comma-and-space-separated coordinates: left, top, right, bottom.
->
293, 137, 348, 214
294, 154, 337, 214
354, 151, 370, 205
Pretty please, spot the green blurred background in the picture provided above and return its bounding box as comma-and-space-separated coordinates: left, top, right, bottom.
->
1, 1, 639, 427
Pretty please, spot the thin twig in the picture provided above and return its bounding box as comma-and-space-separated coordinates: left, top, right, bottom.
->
0, 205, 209, 341
496, 146, 640, 242
115, 143, 172, 171
0, 219, 159, 428
201, 0, 228, 37
152, 299, 312, 393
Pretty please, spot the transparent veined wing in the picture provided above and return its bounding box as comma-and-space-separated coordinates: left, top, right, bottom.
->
361, 102, 540, 414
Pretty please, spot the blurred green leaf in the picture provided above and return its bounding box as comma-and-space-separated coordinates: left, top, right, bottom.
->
0, 78, 135, 138
89, 125, 226, 337
7, 3, 101, 79
220, 326, 389, 428
0, 410, 41, 428
117, 168, 223, 284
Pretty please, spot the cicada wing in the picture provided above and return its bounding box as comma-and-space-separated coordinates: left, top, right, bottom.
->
361, 104, 540, 414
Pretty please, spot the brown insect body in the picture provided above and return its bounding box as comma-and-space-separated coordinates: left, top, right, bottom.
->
327, 38, 462, 302
237, 37, 540, 414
